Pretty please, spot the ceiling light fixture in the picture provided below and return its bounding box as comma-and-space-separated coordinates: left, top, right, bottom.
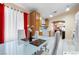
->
49, 15, 53, 17
66, 7, 70, 11
66, 5, 70, 12
40, 17, 42, 20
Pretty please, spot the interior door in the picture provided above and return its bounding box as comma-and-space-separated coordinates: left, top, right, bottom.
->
75, 11, 79, 51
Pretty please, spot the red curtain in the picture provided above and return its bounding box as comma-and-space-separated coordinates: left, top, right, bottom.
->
0, 4, 4, 44
24, 13, 28, 38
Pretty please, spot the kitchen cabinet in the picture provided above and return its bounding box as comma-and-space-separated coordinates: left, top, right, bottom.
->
29, 10, 41, 37
45, 18, 49, 28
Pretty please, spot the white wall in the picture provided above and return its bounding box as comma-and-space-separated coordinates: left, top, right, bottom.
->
49, 6, 79, 41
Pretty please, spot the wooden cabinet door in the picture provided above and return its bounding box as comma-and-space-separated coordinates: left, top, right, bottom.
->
30, 11, 40, 37
45, 18, 49, 28
30, 11, 36, 36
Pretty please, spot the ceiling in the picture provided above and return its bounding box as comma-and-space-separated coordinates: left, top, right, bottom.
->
16, 3, 78, 19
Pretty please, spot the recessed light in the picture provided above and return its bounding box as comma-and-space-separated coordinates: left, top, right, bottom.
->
49, 15, 53, 17
66, 7, 70, 11
40, 17, 42, 20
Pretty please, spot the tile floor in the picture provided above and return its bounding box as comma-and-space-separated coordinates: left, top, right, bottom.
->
0, 36, 79, 55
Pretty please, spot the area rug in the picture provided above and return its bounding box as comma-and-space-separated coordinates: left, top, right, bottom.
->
30, 39, 46, 47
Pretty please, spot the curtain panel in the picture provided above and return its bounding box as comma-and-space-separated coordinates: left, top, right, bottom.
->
4, 6, 25, 42
4, 6, 18, 41
0, 4, 4, 43
24, 13, 28, 37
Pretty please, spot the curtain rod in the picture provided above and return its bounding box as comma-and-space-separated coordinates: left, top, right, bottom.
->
4, 5, 23, 13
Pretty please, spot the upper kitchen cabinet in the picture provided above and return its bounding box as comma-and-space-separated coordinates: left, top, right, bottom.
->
29, 10, 40, 36
45, 18, 49, 28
